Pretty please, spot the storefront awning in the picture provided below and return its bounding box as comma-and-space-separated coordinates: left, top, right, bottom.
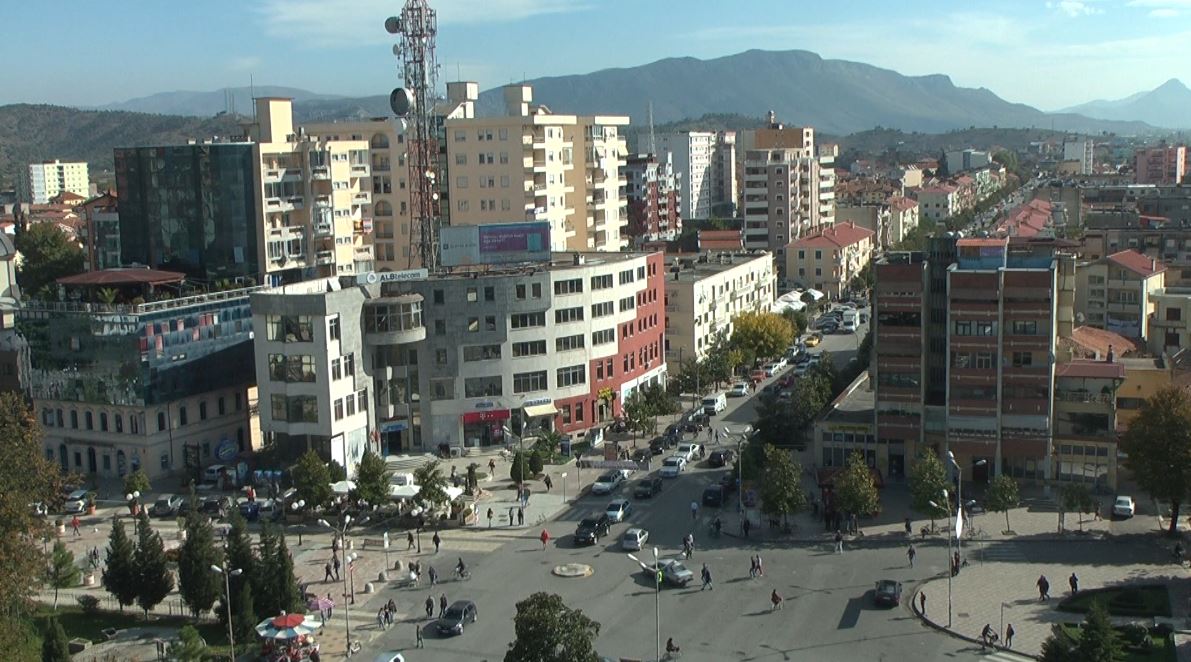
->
462, 409, 510, 424
523, 403, 557, 418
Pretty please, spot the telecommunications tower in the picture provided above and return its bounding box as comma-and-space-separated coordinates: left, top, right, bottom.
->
385, 1, 440, 270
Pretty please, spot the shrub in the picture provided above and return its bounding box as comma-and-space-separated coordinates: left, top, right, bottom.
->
509, 452, 530, 483
77, 594, 101, 614
528, 451, 544, 476
1120, 623, 1149, 648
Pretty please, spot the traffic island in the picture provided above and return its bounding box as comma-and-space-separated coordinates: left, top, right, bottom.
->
552, 563, 593, 578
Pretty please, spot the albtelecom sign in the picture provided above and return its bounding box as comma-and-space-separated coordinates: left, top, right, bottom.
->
356, 268, 429, 285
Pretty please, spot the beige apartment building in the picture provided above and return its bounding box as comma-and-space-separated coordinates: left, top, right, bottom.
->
1147, 287, 1191, 355
1075, 249, 1166, 340
787, 221, 874, 299
663, 251, 777, 362
443, 84, 629, 252
24, 160, 89, 204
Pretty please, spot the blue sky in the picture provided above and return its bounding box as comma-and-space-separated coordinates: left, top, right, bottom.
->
4, 0, 1191, 110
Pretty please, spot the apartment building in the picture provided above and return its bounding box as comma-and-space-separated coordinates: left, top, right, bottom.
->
252, 251, 667, 470
916, 185, 960, 221
1052, 359, 1122, 490
0, 234, 27, 395
443, 84, 628, 253
654, 131, 736, 220
662, 251, 776, 363
25, 281, 259, 480
80, 192, 121, 271
787, 222, 874, 299
944, 149, 991, 174
887, 196, 920, 246
835, 206, 890, 250
1063, 139, 1094, 175
1075, 250, 1166, 340
624, 153, 681, 243
1148, 288, 1191, 355
23, 160, 89, 204
1134, 145, 1186, 185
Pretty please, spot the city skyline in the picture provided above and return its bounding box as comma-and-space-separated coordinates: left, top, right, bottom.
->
4, 0, 1191, 112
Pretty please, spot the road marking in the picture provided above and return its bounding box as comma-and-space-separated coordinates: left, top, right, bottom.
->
982, 650, 1034, 661
976, 542, 1027, 563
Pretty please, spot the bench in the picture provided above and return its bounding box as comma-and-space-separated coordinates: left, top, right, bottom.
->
361, 537, 387, 549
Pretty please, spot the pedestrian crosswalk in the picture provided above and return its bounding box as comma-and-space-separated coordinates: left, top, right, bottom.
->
983, 649, 1035, 662
976, 541, 1027, 563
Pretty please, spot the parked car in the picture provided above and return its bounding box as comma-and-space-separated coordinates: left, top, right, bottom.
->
804, 334, 822, 348
641, 559, 695, 587
873, 579, 903, 607
659, 456, 687, 478
201, 495, 235, 517
761, 363, 779, 377
621, 527, 650, 551
152, 494, 184, 517
62, 489, 89, 514
772, 357, 788, 369
708, 449, 735, 468
1113, 495, 1136, 518
676, 443, 701, 461
238, 499, 262, 522
591, 471, 626, 495
605, 499, 632, 523
749, 369, 768, 383
574, 515, 611, 545
728, 382, 750, 397
435, 600, 478, 636
634, 477, 663, 499
702, 484, 727, 507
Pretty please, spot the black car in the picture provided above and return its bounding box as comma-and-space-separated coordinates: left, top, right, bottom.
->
631, 448, 652, 464
436, 600, 478, 636
649, 437, 666, 455
708, 449, 735, 468
873, 579, 903, 607
574, 514, 611, 545
702, 484, 727, 507
201, 496, 234, 517
634, 477, 663, 499
177, 499, 195, 518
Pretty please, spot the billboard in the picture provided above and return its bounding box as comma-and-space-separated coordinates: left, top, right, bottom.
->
439, 222, 551, 267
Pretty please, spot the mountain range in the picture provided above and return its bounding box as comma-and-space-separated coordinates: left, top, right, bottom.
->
1061, 78, 1191, 129
94, 86, 345, 117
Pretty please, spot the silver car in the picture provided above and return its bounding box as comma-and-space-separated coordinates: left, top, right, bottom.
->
621, 528, 649, 551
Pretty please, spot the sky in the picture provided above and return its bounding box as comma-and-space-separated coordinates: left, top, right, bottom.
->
3, 0, 1191, 111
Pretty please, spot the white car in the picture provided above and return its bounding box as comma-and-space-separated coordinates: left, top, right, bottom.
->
372, 654, 406, 662
1112, 496, 1135, 518
605, 499, 632, 523
591, 471, 626, 495
659, 456, 687, 478
772, 357, 788, 369
728, 382, 749, 397
62, 489, 89, 514
676, 443, 700, 461
621, 527, 649, 551
762, 363, 778, 377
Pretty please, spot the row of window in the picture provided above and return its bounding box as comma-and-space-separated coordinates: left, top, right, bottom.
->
41, 393, 243, 434
332, 390, 369, 421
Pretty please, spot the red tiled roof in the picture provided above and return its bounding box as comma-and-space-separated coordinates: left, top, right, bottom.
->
956, 238, 1007, 248
57, 268, 186, 287
697, 229, 743, 250
1055, 360, 1125, 380
1106, 249, 1165, 278
791, 222, 874, 249
1063, 326, 1140, 359
919, 185, 958, 195
886, 196, 918, 211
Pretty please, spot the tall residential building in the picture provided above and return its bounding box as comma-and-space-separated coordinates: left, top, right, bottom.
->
1074, 250, 1166, 340
443, 84, 629, 252
787, 222, 875, 298
1134, 145, 1186, 185
251, 252, 666, 472
23, 160, 89, 204
654, 131, 736, 220
1063, 139, 1094, 175
943, 149, 991, 174
662, 252, 776, 363
624, 153, 681, 243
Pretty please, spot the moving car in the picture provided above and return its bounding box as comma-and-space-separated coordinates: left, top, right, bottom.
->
1113, 495, 1136, 518
676, 443, 701, 461
804, 334, 822, 348
591, 471, 626, 495
435, 600, 478, 636
202, 464, 228, 485
702, 484, 727, 507
152, 494, 184, 517
642, 559, 695, 587
574, 515, 611, 545
649, 437, 667, 455
621, 527, 649, 551
659, 456, 687, 478
605, 499, 632, 523
371, 654, 406, 662
201, 495, 235, 517
633, 477, 663, 499
702, 393, 728, 415
873, 579, 903, 607
62, 489, 89, 514
761, 363, 779, 377
708, 449, 735, 468
728, 382, 749, 397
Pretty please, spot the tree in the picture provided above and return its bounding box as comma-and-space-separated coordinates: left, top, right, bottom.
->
528, 451, 545, 476
622, 391, 655, 438
1041, 624, 1078, 662
220, 510, 257, 631
909, 451, 950, 531
985, 474, 1020, 534
730, 311, 795, 367
504, 592, 601, 662
291, 449, 333, 510
413, 460, 450, 509
253, 526, 279, 620
272, 531, 304, 615
177, 504, 224, 619
44, 541, 80, 610
231, 582, 257, 644
134, 512, 174, 618
168, 625, 208, 662
834, 452, 880, 526
123, 468, 151, 496
509, 451, 531, 484
40, 615, 71, 662
1120, 385, 1191, 535
13, 221, 84, 298
759, 445, 806, 527
1076, 600, 1125, 662
1060, 483, 1095, 532
102, 518, 138, 611
354, 449, 391, 507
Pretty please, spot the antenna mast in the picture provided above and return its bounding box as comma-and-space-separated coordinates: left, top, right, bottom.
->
387, 0, 441, 271
648, 101, 656, 156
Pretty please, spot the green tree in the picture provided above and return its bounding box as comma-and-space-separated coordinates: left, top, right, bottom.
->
354, 449, 391, 507
44, 541, 80, 610
177, 502, 224, 619
219, 510, 257, 630
909, 451, 950, 530
272, 531, 304, 614
504, 592, 601, 662
985, 474, 1020, 534
413, 460, 450, 508
509, 451, 531, 484
528, 451, 545, 476
123, 468, 151, 496
1120, 385, 1191, 535
1076, 600, 1125, 662
40, 615, 71, 662
167, 624, 207, 662
834, 452, 880, 526
133, 512, 174, 618
1041, 624, 1078, 662
759, 445, 806, 527
622, 391, 655, 438
253, 526, 278, 619
102, 518, 138, 611
13, 221, 84, 298
231, 581, 258, 644
1060, 483, 1095, 532
291, 449, 333, 510
730, 311, 795, 367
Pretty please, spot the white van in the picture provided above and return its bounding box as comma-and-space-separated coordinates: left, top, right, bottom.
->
842, 310, 858, 333
702, 393, 727, 416
203, 464, 227, 485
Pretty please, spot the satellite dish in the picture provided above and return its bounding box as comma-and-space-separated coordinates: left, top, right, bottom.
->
384, 16, 402, 34
390, 88, 413, 117
392, 44, 401, 56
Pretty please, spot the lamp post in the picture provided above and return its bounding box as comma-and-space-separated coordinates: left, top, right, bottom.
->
947, 452, 986, 551
560, 472, 568, 503
929, 492, 953, 628
291, 500, 306, 545
125, 491, 141, 516
723, 425, 753, 523
503, 425, 526, 485
627, 547, 661, 662
211, 564, 242, 662
319, 516, 357, 657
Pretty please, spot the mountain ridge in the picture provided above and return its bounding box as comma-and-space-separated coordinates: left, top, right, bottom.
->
1061, 78, 1191, 129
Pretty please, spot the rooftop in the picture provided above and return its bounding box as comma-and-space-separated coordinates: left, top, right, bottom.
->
1105, 249, 1165, 278
56, 267, 186, 287
817, 372, 873, 427
791, 221, 874, 249
1061, 326, 1141, 360
664, 251, 772, 283
1055, 360, 1125, 380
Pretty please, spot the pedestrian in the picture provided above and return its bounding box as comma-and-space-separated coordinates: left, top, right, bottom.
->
326, 593, 334, 619
701, 563, 713, 591
543, 474, 553, 491
377, 608, 385, 629
388, 598, 396, 615
907, 544, 916, 568
1037, 574, 1050, 601
1069, 572, 1079, 594
749, 556, 757, 579
742, 518, 751, 538
508, 506, 515, 527
834, 530, 844, 554
487, 508, 494, 528
432, 531, 441, 554
771, 589, 784, 611
324, 561, 334, 582
333, 554, 342, 581
755, 553, 764, 577
952, 551, 961, 575
918, 591, 926, 615
332, 535, 340, 553
407, 531, 415, 550
1005, 623, 1015, 648
424, 595, 434, 619
690, 500, 699, 520
488, 458, 496, 474
416, 623, 425, 648
905, 517, 912, 536
540, 529, 551, 550
439, 593, 448, 618
980, 623, 994, 649
517, 507, 524, 526
428, 566, 438, 586
71, 515, 81, 536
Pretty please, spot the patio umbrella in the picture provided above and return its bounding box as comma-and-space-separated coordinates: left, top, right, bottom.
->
256, 613, 319, 640
330, 480, 356, 495
307, 595, 335, 611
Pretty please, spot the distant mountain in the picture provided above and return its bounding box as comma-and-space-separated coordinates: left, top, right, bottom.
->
1061, 79, 1191, 129
97, 86, 344, 117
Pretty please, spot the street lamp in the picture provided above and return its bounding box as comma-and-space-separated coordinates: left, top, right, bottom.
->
211, 564, 242, 662
560, 472, 568, 503
947, 452, 987, 548
723, 425, 753, 525
125, 491, 141, 516
291, 500, 306, 545
626, 547, 661, 662
319, 516, 358, 657
928, 491, 953, 628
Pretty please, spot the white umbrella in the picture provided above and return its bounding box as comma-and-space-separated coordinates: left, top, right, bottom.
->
330, 480, 356, 495
255, 613, 319, 640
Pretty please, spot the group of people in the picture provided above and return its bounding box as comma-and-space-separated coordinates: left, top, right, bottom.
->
375, 599, 398, 629
980, 623, 1014, 649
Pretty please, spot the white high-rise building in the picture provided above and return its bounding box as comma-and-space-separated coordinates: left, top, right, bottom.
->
654, 132, 736, 220
24, 160, 89, 204
1063, 139, 1094, 175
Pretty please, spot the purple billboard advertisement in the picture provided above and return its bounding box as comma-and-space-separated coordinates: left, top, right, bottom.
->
439, 222, 552, 266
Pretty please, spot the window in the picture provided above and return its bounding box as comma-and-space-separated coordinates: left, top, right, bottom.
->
179, 406, 188, 426
157, 412, 166, 431
513, 371, 548, 393
434, 289, 444, 304
100, 412, 108, 431
357, 389, 368, 413
463, 344, 502, 361
430, 378, 455, 401
334, 398, 345, 421
131, 415, 139, 434
557, 365, 586, 387
591, 274, 613, 290
468, 318, 480, 332
484, 287, 495, 302
199, 401, 208, 420
512, 340, 547, 357
345, 394, 356, 416
556, 334, 585, 351
516, 284, 526, 299
619, 269, 634, 285
486, 315, 497, 331
269, 354, 317, 382
85, 411, 93, 430
435, 319, 446, 335
266, 314, 313, 342
953, 320, 973, 336
115, 414, 123, 433
975, 321, 995, 336
1012, 351, 1033, 367
1168, 307, 1182, 322
592, 302, 614, 317
532, 283, 542, 298
555, 307, 584, 324
464, 376, 503, 398
218, 397, 226, 416
1011, 320, 1037, 335
436, 349, 448, 365
554, 279, 583, 295
511, 312, 546, 329
592, 329, 615, 345
329, 316, 341, 341
466, 287, 478, 302
975, 352, 994, 369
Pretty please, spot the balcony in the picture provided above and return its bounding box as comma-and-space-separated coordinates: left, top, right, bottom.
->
313, 223, 334, 238
315, 250, 335, 265
311, 165, 330, 180
354, 246, 374, 261
268, 226, 305, 241
314, 194, 331, 208
1054, 390, 1114, 405
351, 163, 371, 177
353, 191, 372, 205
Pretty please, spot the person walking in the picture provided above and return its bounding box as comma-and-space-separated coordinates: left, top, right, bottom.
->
488, 457, 496, 475
543, 474, 553, 491
415, 623, 424, 648
439, 593, 448, 618
508, 506, 515, 527
1069, 572, 1079, 594
432, 531, 442, 554
326, 593, 334, 620
540, 529, 551, 550
907, 544, 916, 568
701, 564, 713, 591
904, 517, 913, 536
980, 623, 995, 649
333, 554, 342, 581
771, 589, 784, 611
1005, 623, 1015, 648
742, 517, 751, 539
755, 554, 764, 577
487, 508, 494, 528
918, 591, 926, 616
377, 608, 386, 630
749, 556, 757, 579
690, 500, 699, 521
424, 595, 434, 619
834, 530, 844, 554
70, 515, 81, 536
517, 507, 524, 526
407, 531, 415, 550
1037, 574, 1050, 601
428, 566, 438, 587
324, 561, 334, 582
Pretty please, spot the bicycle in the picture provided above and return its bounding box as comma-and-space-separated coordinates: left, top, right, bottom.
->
455, 567, 471, 581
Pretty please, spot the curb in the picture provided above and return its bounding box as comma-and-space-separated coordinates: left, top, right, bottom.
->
909, 584, 1042, 661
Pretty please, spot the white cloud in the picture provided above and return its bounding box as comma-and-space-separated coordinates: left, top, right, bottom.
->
228, 56, 262, 71
1046, 1, 1103, 16
257, 0, 588, 47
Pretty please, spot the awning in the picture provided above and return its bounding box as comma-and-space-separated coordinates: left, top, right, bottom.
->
523, 403, 558, 418
462, 409, 510, 424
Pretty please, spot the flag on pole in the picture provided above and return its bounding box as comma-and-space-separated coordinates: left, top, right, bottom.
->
954, 507, 964, 540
